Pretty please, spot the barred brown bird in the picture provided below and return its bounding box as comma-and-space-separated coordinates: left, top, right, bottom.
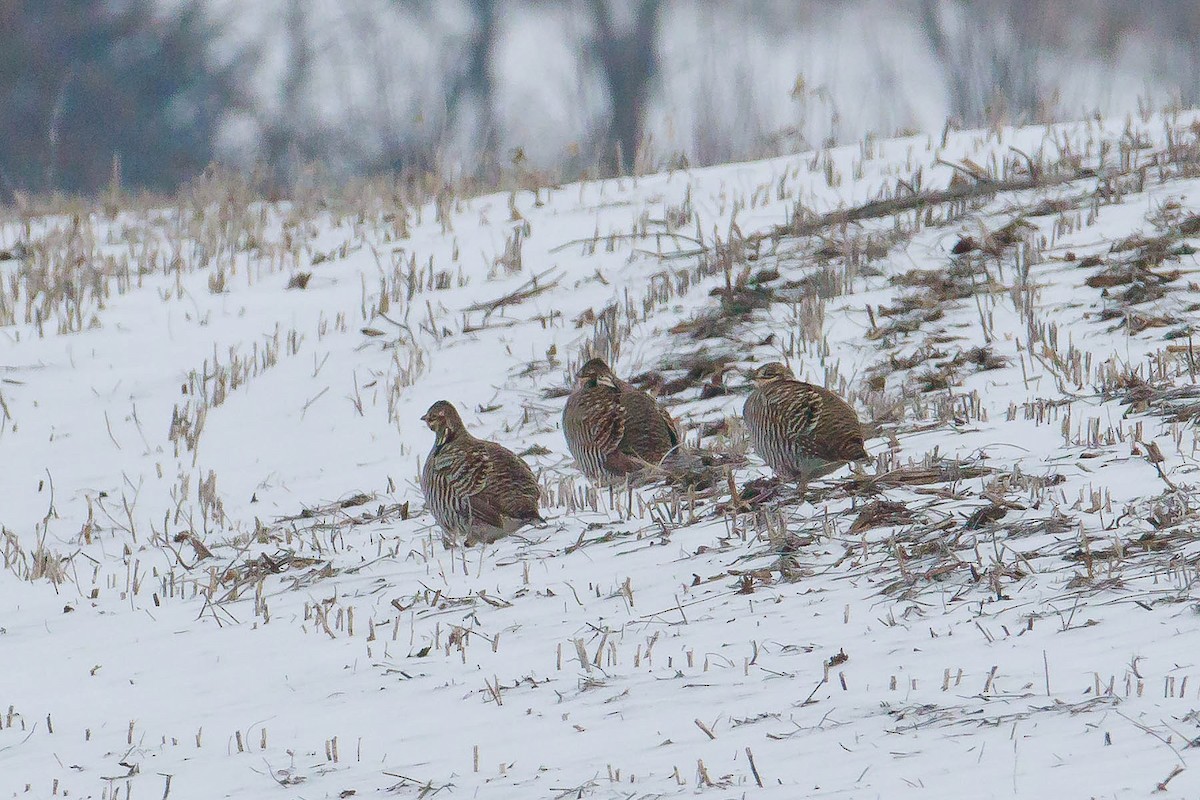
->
419, 401, 542, 547
563, 358, 680, 483
743, 362, 868, 493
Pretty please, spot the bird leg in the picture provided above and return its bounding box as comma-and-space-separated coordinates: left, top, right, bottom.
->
795, 476, 810, 503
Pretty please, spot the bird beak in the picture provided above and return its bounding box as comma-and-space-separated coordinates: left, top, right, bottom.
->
420, 412, 431, 423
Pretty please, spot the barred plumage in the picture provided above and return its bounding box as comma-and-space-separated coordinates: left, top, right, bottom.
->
563, 359, 679, 483
743, 362, 868, 491
419, 401, 542, 548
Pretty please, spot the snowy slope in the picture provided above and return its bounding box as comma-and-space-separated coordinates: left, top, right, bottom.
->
3, 113, 1200, 799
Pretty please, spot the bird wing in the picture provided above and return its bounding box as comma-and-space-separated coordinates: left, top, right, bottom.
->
811, 388, 869, 461
750, 382, 818, 447
775, 387, 821, 442
434, 442, 490, 499
659, 405, 680, 448
566, 388, 625, 458
617, 390, 677, 460
472, 443, 542, 528
778, 382, 865, 462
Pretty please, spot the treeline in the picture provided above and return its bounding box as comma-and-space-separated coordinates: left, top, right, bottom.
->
2, 0, 1198, 196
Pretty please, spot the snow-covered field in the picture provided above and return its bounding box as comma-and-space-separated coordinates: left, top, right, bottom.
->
4, 112, 1200, 799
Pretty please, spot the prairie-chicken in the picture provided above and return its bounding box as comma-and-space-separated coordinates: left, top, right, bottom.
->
563, 358, 679, 483
419, 401, 543, 547
743, 362, 868, 492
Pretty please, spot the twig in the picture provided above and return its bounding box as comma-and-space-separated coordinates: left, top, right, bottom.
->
750, 168, 1091, 245
383, 770, 454, 797
1155, 765, 1184, 792
104, 410, 122, 450
1008, 145, 1040, 179
462, 267, 563, 319
745, 747, 764, 788
549, 231, 707, 254
1143, 441, 1177, 491
800, 675, 826, 706
42, 468, 58, 522
935, 157, 994, 183
300, 386, 328, 419
1114, 709, 1186, 766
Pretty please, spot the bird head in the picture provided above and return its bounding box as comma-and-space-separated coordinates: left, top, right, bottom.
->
745, 362, 795, 387
575, 358, 619, 390
421, 400, 464, 446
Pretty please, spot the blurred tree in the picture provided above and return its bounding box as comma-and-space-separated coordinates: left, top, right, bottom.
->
0, 0, 242, 196
446, 0, 499, 161
919, 0, 1050, 126
259, 0, 316, 186
1148, 1, 1200, 106
586, 0, 663, 174
916, 0, 1199, 128
288, 0, 486, 177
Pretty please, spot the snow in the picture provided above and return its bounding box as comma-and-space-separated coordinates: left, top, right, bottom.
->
3, 112, 1200, 799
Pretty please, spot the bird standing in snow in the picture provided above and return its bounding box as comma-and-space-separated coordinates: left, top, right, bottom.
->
562, 358, 679, 484
742, 362, 868, 494
419, 400, 542, 547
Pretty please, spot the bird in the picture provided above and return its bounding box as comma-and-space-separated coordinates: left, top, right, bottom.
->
562, 358, 680, 484
419, 400, 543, 547
742, 362, 868, 494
